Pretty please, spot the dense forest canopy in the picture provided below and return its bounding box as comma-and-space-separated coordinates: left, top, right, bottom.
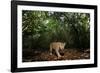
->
22, 10, 90, 50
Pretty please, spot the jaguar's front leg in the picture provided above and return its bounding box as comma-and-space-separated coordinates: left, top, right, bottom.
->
55, 49, 61, 58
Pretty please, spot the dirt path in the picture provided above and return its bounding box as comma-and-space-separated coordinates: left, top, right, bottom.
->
22, 48, 90, 62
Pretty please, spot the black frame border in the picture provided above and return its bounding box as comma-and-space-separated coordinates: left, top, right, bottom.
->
11, 1, 97, 72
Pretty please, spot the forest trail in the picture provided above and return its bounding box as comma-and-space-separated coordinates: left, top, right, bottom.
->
23, 48, 90, 62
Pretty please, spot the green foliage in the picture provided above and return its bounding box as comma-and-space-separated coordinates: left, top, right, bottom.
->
22, 10, 90, 50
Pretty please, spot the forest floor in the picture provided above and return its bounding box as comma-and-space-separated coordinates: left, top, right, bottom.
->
22, 48, 90, 62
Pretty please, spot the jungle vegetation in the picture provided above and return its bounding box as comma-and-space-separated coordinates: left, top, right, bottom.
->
22, 10, 90, 50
